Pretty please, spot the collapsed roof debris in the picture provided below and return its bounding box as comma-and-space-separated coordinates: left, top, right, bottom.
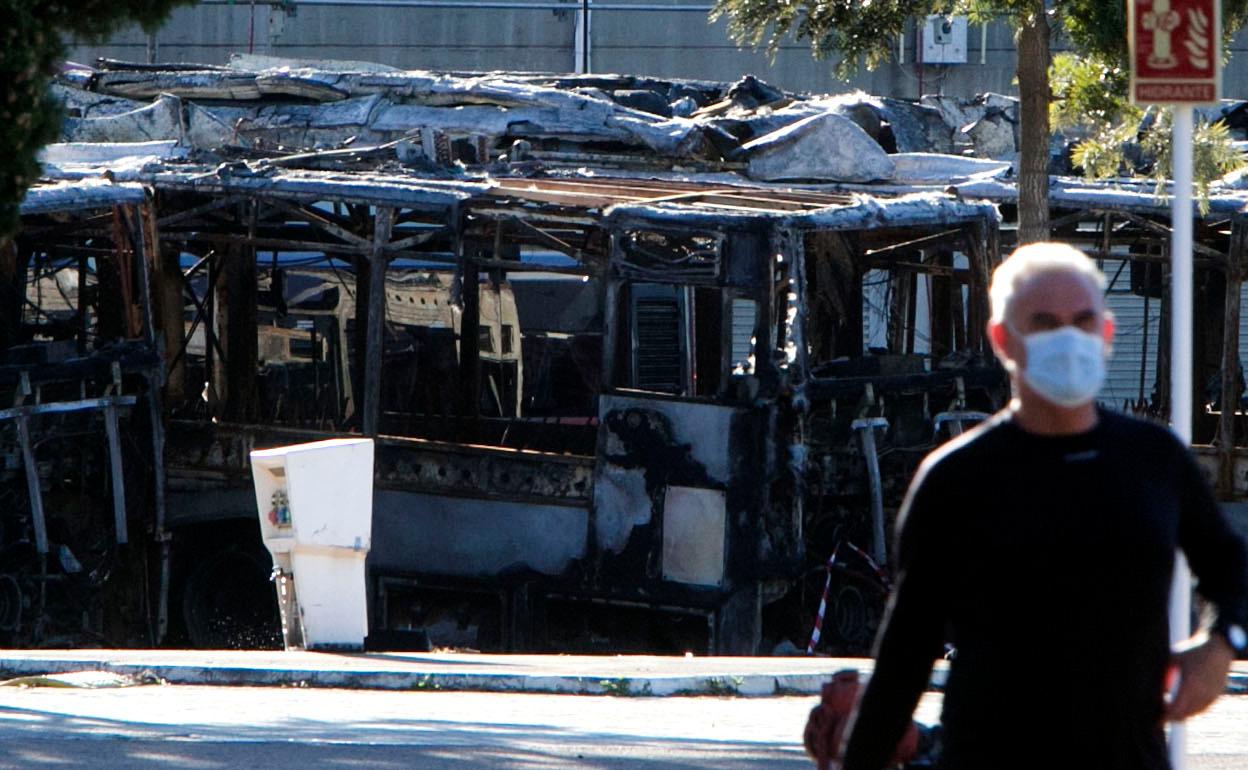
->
47, 56, 1037, 185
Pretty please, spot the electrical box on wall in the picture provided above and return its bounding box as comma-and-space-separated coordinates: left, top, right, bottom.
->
921, 15, 968, 64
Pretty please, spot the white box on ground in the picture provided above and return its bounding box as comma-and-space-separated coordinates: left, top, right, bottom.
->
250, 438, 375, 651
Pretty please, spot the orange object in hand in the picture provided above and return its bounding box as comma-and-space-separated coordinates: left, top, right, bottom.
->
803, 669, 920, 770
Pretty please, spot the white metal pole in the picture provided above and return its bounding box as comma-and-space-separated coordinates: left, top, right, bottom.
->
574, 0, 591, 74
1169, 103, 1195, 770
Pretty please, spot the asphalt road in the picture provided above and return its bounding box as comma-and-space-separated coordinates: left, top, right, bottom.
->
0, 686, 1245, 769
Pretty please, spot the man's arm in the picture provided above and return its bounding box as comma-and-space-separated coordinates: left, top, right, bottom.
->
840, 461, 949, 770
1166, 450, 1248, 721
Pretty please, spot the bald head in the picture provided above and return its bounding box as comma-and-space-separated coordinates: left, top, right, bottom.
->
989, 242, 1107, 327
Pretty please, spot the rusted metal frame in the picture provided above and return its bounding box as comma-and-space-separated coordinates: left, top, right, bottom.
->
385, 228, 447, 252
886, 265, 911, 354
463, 218, 600, 259
111, 207, 141, 338
148, 200, 186, 404
1218, 218, 1248, 495
160, 232, 371, 256
471, 207, 597, 228
1047, 208, 1138, 240
1100, 213, 1113, 265
630, 189, 815, 212
261, 140, 403, 169
135, 194, 173, 638
203, 247, 226, 408
215, 199, 259, 420
266, 198, 373, 249
752, 228, 779, 392
493, 176, 853, 207
69, 227, 364, 249
149, 179, 459, 216
164, 252, 214, 373
155, 194, 249, 230
1046, 208, 1098, 233
168, 265, 227, 374
492, 217, 506, 265
120, 205, 157, 347
778, 222, 809, 543
1108, 209, 1226, 263
960, 221, 993, 354
145, 366, 172, 643
1103, 258, 1130, 294
17, 210, 121, 237
362, 206, 395, 437
493, 184, 818, 214
524, 148, 746, 173
905, 267, 919, 355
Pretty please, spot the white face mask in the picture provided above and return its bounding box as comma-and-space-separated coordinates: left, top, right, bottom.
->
1008, 325, 1107, 408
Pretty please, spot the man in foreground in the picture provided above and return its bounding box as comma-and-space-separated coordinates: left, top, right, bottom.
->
839, 242, 1248, 770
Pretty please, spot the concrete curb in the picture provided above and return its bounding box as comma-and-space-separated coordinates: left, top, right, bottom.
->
0, 659, 832, 696
1, 652, 1245, 697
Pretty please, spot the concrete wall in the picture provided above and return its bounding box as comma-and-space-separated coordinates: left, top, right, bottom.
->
66, 1, 1248, 100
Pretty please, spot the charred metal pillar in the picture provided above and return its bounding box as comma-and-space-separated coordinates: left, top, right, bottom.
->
146, 369, 172, 643
602, 233, 623, 389
219, 204, 259, 422
124, 205, 156, 348
458, 244, 482, 419
97, 236, 127, 342
77, 252, 89, 355
887, 269, 915, 354
1218, 219, 1247, 495
0, 239, 26, 354
206, 252, 220, 406
930, 251, 954, 359
803, 231, 862, 360
363, 206, 394, 437
155, 230, 186, 403
963, 222, 993, 354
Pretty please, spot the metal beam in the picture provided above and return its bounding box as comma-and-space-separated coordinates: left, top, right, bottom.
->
103, 403, 129, 545
266, 198, 372, 249
362, 207, 394, 437
15, 415, 48, 555
0, 395, 139, 422
155, 195, 249, 229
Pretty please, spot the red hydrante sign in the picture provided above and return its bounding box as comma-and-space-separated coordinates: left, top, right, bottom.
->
1129, 0, 1221, 104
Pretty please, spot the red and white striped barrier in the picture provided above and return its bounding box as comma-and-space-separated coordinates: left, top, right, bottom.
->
806, 541, 889, 655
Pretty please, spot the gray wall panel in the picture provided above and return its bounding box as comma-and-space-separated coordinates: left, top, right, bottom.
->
65, 4, 1248, 101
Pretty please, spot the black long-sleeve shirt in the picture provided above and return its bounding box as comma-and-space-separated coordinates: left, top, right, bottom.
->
841, 408, 1248, 770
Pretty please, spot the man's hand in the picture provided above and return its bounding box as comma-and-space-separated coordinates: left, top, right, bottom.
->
1164, 631, 1235, 722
